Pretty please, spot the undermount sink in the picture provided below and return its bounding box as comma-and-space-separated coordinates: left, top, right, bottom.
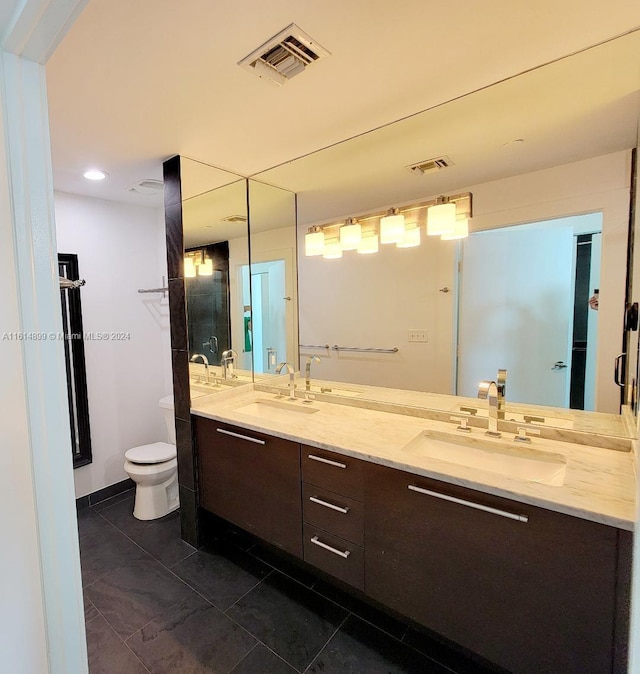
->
234, 398, 320, 421
402, 430, 567, 486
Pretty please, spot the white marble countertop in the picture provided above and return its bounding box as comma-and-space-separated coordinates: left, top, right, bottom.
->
191, 385, 636, 531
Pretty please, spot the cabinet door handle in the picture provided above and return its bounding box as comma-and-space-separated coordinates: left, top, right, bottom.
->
309, 496, 350, 514
310, 535, 351, 558
407, 485, 528, 523
216, 428, 266, 445
308, 454, 347, 469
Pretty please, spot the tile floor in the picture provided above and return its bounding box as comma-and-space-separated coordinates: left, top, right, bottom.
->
78, 491, 499, 673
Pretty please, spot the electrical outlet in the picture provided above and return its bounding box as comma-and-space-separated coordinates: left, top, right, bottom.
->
408, 329, 428, 342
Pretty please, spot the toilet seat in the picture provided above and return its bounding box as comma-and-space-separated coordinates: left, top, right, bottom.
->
125, 442, 176, 465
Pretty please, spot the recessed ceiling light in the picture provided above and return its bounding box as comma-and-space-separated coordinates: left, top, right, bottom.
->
83, 169, 108, 181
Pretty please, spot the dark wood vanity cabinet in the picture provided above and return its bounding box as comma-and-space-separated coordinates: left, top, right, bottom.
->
195, 417, 303, 557
364, 461, 630, 674
194, 418, 630, 673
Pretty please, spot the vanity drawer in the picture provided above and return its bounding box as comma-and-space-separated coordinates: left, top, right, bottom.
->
303, 483, 364, 546
303, 524, 364, 590
302, 446, 364, 500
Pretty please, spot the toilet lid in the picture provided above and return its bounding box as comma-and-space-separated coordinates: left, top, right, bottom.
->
125, 442, 176, 464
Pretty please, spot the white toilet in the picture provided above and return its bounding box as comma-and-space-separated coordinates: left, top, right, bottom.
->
124, 395, 179, 520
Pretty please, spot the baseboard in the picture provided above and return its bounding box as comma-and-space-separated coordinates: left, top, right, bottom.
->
76, 478, 135, 510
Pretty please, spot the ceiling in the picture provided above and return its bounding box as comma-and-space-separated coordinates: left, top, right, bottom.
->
46, 0, 640, 210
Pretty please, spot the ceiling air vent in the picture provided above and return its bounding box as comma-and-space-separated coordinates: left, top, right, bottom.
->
238, 23, 330, 86
406, 156, 454, 175
128, 179, 164, 195
221, 214, 248, 223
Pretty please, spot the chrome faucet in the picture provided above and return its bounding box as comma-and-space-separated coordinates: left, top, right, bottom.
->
220, 349, 239, 380
190, 353, 209, 382
276, 362, 295, 399
478, 380, 501, 437
496, 368, 507, 420
305, 356, 321, 391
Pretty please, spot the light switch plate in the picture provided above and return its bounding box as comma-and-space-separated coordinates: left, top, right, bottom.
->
408, 329, 428, 342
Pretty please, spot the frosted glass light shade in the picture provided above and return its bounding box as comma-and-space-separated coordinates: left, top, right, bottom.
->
441, 217, 469, 240
198, 258, 213, 275
427, 202, 456, 235
305, 230, 325, 256
184, 257, 196, 278
357, 233, 379, 254
397, 225, 421, 248
339, 222, 362, 250
380, 213, 405, 244
323, 239, 343, 259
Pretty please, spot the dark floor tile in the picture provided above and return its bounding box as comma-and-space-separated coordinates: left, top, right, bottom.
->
307, 615, 451, 674
85, 614, 148, 674
403, 626, 502, 674
312, 578, 407, 640
80, 525, 151, 587
86, 557, 199, 639
77, 508, 110, 540
227, 571, 347, 671
92, 488, 136, 512
230, 644, 297, 674
172, 540, 271, 610
127, 594, 256, 674
135, 511, 197, 567
251, 544, 318, 588
98, 495, 156, 538
84, 594, 100, 623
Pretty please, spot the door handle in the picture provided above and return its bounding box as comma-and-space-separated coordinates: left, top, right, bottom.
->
614, 353, 626, 388
551, 361, 567, 370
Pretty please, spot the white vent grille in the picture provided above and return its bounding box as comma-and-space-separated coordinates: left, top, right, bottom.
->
406, 156, 454, 175
128, 179, 164, 195
239, 24, 330, 85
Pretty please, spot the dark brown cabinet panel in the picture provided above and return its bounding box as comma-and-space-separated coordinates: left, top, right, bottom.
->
303, 524, 364, 590
301, 446, 364, 500
302, 483, 364, 546
195, 418, 302, 558
364, 462, 622, 674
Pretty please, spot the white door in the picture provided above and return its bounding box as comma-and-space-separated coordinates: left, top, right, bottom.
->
457, 222, 574, 407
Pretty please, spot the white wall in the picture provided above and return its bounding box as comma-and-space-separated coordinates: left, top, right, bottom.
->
54, 192, 171, 498
297, 150, 630, 408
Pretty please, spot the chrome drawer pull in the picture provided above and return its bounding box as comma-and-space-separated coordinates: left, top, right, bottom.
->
308, 454, 347, 469
309, 496, 350, 514
407, 485, 528, 523
216, 428, 266, 445
310, 535, 351, 558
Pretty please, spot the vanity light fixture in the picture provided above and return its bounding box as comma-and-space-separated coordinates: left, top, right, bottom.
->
380, 208, 405, 244
305, 226, 325, 256
357, 231, 379, 254
397, 223, 421, 248
339, 218, 362, 250
323, 238, 343, 259
83, 169, 108, 181
198, 258, 214, 276
441, 216, 470, 240
426, 197, 457, 236
306, 192, 472, 259
184, 256, 196, 278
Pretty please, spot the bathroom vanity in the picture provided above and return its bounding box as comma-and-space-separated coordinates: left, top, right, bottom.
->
191, 386, 634, 674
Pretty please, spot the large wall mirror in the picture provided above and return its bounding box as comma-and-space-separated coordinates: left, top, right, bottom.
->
180, 158, 252, 391
180, 160, 298, 392
252, 31, 640, 437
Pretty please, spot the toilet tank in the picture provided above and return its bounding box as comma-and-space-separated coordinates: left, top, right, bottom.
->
159, 395, 176, 445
